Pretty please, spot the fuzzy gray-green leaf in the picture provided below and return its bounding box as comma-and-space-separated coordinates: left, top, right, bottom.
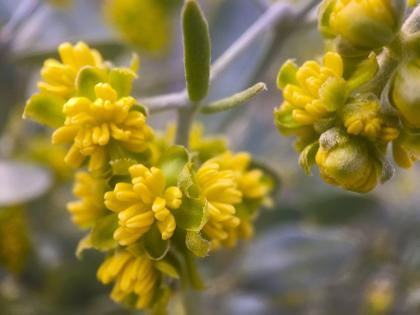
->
199, 83, 266, 114
182, 0, 211, 102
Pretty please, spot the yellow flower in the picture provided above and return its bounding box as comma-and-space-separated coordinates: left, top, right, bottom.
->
52, 83, 154, 171
196, 151, 271, 250
97, 250, 157, 309
216, 151, 271, 200
38, 42, 103, 98
329, 0, 406, 50
341, 100, 400, 141
196, 156, 242, 240
103, 0, 169, 52
283, 53, 343, 125
105, 164, 182, 245
67, 172, 108, 228
316, 130, 379, 193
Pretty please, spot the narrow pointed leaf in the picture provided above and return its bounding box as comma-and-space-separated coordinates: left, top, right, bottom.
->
347, 53, 379, 93
182, 0, 211, 102
199, 82, 267, 114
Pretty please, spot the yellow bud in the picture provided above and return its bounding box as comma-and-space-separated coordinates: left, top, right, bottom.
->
328, 0, 406, 50
316, 128, 378, 193
392, 58, 420, 128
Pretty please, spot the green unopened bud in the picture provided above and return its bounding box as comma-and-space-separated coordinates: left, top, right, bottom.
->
326, 0, 406, 50
316, 127, 379, 193
392, 58, 420, 128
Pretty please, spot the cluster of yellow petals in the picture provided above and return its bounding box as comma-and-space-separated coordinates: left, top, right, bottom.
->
97, 251, 157, 309
105, 164, 182, 246
52, 83, 154, 171
343, 102, 400, 141
197, 151, 270, 250
284, 53, 343, 125
38, 42, 103, 98
66, 172, 107, 227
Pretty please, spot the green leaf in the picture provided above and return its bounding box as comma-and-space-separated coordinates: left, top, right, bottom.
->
143, 223, 170, 260
174, 195, 209, 231
299, 141, 320, 176
317, 0, 337, 39
109, 68, 137, 98
90, 214, 119, 250
319, 77, 348, 112
347, 53, 379, 93
156, 146, 189, 188
155, 261, 180, 279
126, 242, 145, 257
235, 198, 263, 219
199, 83, 266, 114
23, 92, 66, 128
277, 60, 299, 89
186, 230, 211, 258
108, 141, 152, 167
182, 0, 211, 102
76, 66, 109, 101
75, 234, 92, 260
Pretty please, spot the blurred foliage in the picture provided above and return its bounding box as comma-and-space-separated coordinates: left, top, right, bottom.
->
0, 207, 30, 274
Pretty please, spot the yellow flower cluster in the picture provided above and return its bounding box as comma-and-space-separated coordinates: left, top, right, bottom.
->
198, 151, 271, 250
38, 42, 102, 98
97, 251, 157, 309
284, 53, 342, 125
274, 0, 419, 193
275, 52, 400, 193
52, 83, 153, 171
24, 40, 274, 311
105, 164, 182, 245
67, 172, 108, 227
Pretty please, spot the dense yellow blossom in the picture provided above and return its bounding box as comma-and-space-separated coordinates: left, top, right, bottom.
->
52, 83, 154, 171
97, 251, 157, 309
105, 164, 182, 245
38, 42, 103, 98
197, 151, 271, 249
67, 172, 108, 227
283, 53, 343, 125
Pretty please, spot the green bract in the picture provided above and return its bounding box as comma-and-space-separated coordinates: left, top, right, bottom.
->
23, 92, 66, 128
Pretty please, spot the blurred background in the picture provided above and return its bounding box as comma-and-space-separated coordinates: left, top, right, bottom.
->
1, 0, 420, 314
